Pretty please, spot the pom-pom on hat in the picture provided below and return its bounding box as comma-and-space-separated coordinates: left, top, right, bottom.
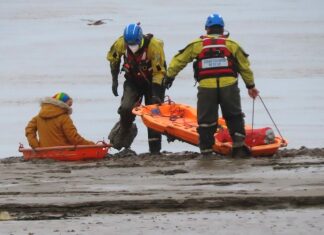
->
52, 92, 71, 103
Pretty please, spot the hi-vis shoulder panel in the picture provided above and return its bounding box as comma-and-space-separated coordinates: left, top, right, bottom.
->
176, 38, 202, 56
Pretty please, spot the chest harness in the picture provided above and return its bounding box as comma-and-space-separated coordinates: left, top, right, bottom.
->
194, 35, 238, 81
123, 34, 153, 85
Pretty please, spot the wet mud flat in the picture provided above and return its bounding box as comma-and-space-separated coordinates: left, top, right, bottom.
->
0, 147, 324, 221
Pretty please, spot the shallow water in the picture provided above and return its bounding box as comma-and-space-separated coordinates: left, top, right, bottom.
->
1, 0, 324, 158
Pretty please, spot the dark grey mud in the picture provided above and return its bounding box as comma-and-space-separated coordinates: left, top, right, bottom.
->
1, 146, 324, 220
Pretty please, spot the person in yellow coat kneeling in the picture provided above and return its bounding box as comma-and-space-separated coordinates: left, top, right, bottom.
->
25, 92, 94, 148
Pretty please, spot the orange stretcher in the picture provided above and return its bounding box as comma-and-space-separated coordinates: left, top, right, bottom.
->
19, 142, 112, 161
133, 101, 287, 156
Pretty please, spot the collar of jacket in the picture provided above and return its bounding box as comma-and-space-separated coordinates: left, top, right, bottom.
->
40, 97, 73, 115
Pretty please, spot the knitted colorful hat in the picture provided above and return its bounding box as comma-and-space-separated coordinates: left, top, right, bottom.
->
52, 92, 71, 103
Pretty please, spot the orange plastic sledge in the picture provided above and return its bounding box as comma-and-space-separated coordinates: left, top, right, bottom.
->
133, 101, 287, 156
19, 142, 112, 161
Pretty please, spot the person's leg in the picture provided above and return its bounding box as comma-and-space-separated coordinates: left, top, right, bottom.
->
118, 80, 142, 131
220, 83, 250, 157
197, 87, 219, 155
108, 81, 141, 150
145, 83, 165, 154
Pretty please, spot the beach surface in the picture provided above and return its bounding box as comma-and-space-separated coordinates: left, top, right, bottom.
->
1, 148, 324, 234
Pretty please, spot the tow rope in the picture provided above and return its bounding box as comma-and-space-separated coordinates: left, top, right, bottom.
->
251, 95, 286, 145
251, 97, 255, 145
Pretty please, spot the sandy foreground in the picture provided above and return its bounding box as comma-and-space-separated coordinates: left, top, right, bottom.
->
0, 148, 324, 234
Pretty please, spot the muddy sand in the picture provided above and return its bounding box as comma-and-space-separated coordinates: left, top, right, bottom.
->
0, 147, 324, 234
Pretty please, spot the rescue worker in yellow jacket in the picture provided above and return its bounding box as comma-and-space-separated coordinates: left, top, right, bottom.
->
107, 23, 166, 154
25, 92, 94, 148
163, 13, 259, 157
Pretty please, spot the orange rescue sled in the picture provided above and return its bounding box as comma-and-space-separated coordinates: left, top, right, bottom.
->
19, 142, 112, 161
133, 102, 287, 156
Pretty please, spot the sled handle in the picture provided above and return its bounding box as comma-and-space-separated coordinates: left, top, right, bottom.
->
18, 142, 112, 152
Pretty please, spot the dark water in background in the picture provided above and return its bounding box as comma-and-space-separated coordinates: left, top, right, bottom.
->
0, 0, 324, 157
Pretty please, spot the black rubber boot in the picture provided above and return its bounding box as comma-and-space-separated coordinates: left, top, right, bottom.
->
230, 132, 251, 158
231, 145, 251, 158
197, 125, 217, 155
200, 148, 214, 156
108, 121, 137, 150
149, 139, 161, 155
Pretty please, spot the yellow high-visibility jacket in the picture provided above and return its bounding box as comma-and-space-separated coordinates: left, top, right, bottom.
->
107, 35, 166, 85
167, 34, 255, 88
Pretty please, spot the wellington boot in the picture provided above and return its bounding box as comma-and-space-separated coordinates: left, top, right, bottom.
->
149, 141, 161, 155
199, 148, 214, 158
108, 121, 137, 150
231, 145, 251, 158
114, 148, 137, 158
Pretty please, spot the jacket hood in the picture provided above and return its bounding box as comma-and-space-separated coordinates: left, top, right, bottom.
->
38, 97, 73, 119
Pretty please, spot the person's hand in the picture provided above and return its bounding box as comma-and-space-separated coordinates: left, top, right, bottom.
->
112, 78, 118, 96
248, 87, 259, 99
162, 76, 175, 89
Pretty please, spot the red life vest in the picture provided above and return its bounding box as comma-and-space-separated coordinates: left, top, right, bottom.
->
123, 34, 153, 85
195, 35, 238, 81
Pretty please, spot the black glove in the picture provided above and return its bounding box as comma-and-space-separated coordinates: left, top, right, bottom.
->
112, 77, 118, 96
110, 63, 120, 97
162, 76, 174, 89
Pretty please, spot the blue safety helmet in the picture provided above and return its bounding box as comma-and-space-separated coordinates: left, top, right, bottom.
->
123, 23, 143, 45
205, 13, 225, 28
